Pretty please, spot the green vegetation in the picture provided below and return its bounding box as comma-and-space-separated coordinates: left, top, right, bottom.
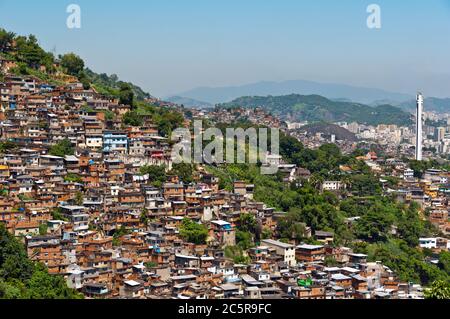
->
140, 209, 149, 226
123, 102, 184, 137
220, 94, 411, 126
14, 34, 55, 71
425, 280, 450, 299
235, 213, 259, 249
112, 225, 130, 247
64, 173, 83, 183
38, 224, 48, 236
170, 163, 194, 184
84, 68, 151, 101
207, 148, 447, 286
0, 29, 15, 52
354, 240, 449, 286
140, 165, 167, 188
408, 159, 442, 178
74, 192, 84, 206
51, 208, 68, 222
179, 218, 208, 245
60, 53, 84, 76
0, 141, 18, 154
123, 110, 143, 127
144, 262, 158, 269
224, 246, 251, 264
0, 224, 83, 299
49, 139, 74, 157
118, 83, 134, 106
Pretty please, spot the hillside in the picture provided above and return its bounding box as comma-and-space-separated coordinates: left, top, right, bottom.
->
299, 122, 358, 142
84, 68, 152, 101
0, 29, 153, 103
165, 96, 213, 109
219, 94, 412, 126
397, 97, 450, 114
174, 79, 413, 105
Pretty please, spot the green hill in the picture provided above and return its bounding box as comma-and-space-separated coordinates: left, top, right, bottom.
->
0, 28, 152, 102
220, 94, 412, 126
397, 97, 450, 114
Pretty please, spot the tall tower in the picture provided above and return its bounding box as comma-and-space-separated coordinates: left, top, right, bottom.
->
416, 93, 424, 161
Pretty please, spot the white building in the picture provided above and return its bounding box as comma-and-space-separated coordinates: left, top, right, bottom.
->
261, 239, 296, 267
419, 238, 437, 249
321, 181, 345, 191
403, 168, 414, 180
416, 93, 424, 161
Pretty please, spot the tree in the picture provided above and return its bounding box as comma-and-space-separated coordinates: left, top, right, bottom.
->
157, 110, 184, 137
74, 192, 84, 206
0, 29, 15, 52
60, 53, 85, 76
236, 231, 253, 250
438, 251, 450, 274
179, 219, 208, 245
64, 173, 83, 183
397, 203, 424, 247
278, 210, 308, 242
140, 165, 167, 187
78, 71, 91, 89
355, 204, 394, 242
15, 35, 53, 70
224, 246, 250, 264
0, 141, 18, 154
49, 139, 74, 157
348, 174, 382, 197
261, 228, 272, 240
170, 163, 194, 184
0, 224, 82, 299
51, 208, 68, 222
112, 225, 130, 247
425, 280, 450, 300
238, 214, 257, 233
123, 111, 143, 127
144, 262, 158, 269
119, 83, 134, 106
140, 209, 149, 226
38, 224, 48, 236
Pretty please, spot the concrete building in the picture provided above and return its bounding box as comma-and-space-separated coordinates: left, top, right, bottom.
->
261, 239, 296, 266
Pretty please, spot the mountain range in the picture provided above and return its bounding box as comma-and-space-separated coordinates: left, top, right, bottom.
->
396, 97, 450, 114
169, 79, 414, 106
165, 96, 213, 109
219, 94, 412, 126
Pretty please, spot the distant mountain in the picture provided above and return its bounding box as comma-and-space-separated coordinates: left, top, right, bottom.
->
219, 94, 412, 126
299, 122, 358, 142
165, 96, 213, 109
174, 80, 413, 105
397, 97, 450, 113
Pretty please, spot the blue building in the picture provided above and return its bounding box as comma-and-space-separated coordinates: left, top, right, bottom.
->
103, 131, 128, 155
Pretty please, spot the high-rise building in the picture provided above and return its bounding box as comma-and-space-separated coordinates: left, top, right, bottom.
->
435, 127, 446, 142
416, 93, 424, 161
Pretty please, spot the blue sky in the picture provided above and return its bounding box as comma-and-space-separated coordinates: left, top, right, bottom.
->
1, 0, 450, 98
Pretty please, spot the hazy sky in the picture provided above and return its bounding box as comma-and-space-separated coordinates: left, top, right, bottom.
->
1, 0, 450, 98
